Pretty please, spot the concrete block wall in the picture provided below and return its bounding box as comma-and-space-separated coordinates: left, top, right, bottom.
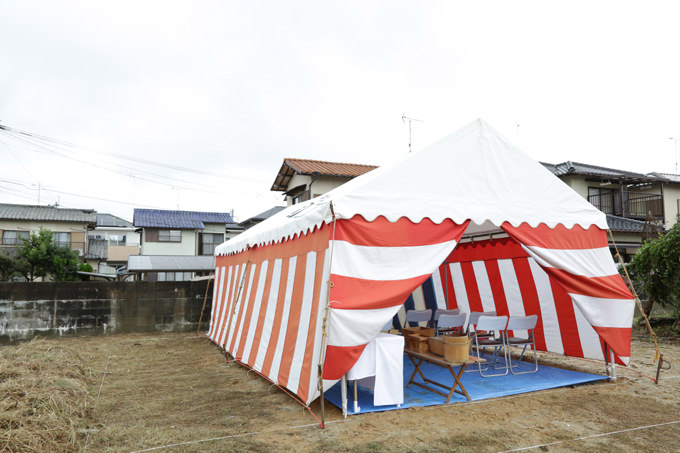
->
0, 281, 213, 344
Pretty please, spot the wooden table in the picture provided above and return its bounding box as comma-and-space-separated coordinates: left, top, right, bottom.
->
405, 350, 484, 403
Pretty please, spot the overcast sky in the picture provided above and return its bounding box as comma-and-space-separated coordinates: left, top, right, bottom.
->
2, 1, 680, 223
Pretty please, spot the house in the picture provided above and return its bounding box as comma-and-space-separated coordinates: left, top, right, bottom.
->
271, 158, 378, 205
131, 208, 234, 281
542, 161, 680, 259
84, 213, 140, 275
0, 203, 96, 258
237, 206, 286, 230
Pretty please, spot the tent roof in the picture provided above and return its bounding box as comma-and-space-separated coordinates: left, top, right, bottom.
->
217, 119, 607, 256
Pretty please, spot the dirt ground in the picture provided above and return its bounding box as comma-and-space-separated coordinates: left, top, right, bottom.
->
3, 331, 680, 452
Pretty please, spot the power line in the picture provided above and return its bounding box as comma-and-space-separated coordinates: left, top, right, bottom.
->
0, 127, 240, 192
0, 123, 261, 182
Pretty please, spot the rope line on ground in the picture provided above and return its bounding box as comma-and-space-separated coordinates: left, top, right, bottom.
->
498, 419, 680, 452
129, 419, 351, 452
82, 343, 113, 453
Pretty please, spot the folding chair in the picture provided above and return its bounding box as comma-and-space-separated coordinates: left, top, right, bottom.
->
433, 308, 460, 334
505, 315, 539, 374
405, 309, 432, 327
471, 315, 508, 377
436, 313, 467, 336
466, 311, 496, 334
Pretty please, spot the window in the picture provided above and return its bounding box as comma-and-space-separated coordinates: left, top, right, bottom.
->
292, 190, 310, 205
199, 233, 223, 255
108, 234, 126, 246
588, 187, 616, 214
2, 230, 29, 245
146, 229, 182, 242
54, 232, 71, 248
156, 271, 192, 281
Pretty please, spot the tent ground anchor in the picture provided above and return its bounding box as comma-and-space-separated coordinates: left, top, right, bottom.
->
655, 353, 665, 384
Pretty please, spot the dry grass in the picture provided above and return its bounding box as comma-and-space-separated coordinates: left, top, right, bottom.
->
0, 339, 96, 452
1, 332, 679, 452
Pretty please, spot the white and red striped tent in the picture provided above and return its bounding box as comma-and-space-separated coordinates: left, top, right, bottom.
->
208, 119, 634, 407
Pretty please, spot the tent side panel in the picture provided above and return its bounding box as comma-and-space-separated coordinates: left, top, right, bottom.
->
502, 223, 634, 364
323, 216, 469, 380
446, 241, 600, 359
210, 225, 331, 405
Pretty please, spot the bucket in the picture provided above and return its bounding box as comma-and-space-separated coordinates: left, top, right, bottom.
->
427, 336, 445, 356
443, 335, 471, 363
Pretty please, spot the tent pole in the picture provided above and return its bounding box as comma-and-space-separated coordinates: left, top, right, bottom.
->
196, 269, 214, 336
610, 347, 617, 380
317, 202, 338, 429
222, 256, 251, 352
607, 230, 662, 364
341, 375, 348, 418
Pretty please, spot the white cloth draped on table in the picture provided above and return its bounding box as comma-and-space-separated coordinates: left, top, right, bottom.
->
346, 333, 404, 406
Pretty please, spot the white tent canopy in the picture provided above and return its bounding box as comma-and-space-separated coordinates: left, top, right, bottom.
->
217, 119, 607, 257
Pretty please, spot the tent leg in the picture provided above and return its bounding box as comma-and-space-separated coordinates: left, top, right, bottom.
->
353, 379, 360, 413
609, 347, 617, 380
341, 375, 348, 418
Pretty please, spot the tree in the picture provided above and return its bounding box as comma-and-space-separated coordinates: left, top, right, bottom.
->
15, 228, 80, 282
17, 228, 57, 281
626, 220, 680, 328
52, 247, 79, 281
0, 251, 18, 281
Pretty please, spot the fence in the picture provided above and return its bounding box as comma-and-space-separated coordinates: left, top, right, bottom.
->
0, 280, 213, 344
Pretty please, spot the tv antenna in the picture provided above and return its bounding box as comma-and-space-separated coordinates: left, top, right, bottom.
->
402, 113, 423, 153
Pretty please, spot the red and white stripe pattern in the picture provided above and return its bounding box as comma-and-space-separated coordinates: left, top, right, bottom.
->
208, 225, 331, 405
440, 224, 633, 364
323, 216, 469, 380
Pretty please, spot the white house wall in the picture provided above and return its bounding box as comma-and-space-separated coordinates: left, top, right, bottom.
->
141, 230, 197, 255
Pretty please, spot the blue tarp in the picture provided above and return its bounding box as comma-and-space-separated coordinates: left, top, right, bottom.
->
325, 353, 608, 414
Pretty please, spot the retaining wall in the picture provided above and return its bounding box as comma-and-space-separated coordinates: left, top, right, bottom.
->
0, 281, 213, 344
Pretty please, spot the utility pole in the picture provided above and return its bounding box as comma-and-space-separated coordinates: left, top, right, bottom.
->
402, 114, 423, 153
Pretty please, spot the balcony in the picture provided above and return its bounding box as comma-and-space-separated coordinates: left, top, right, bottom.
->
588, 191, 664, 221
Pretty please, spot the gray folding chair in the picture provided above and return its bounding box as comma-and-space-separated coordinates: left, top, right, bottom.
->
471, 315, 508, 377
505, 315, 539, 374
405, 309, 432, 327
433, 308, 460, 333
436, 313, 468, 336
466, 311, 497, 335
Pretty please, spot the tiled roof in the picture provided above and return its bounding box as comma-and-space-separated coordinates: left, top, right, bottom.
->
243, 206, 286, 223
541, 161, 665, 183
271, 158, 378, 191
0, 203, 96, 223
84, 238, 108, 259
133, 209, 234, 229
648, 172, 680, 183
96, 213, 132, 228
606, 214, 664, 233
239, 206, 286, 229
285, 158, 378, 177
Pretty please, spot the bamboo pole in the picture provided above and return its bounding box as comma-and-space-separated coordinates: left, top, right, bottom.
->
607, 230, 662, 366
317, 202, 338, 428
196, 271, 214, 336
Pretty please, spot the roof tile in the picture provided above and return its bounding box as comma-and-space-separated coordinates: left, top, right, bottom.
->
133, 209, 234, 229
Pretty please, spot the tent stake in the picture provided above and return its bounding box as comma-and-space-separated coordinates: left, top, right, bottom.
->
655, 353, 664, 384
